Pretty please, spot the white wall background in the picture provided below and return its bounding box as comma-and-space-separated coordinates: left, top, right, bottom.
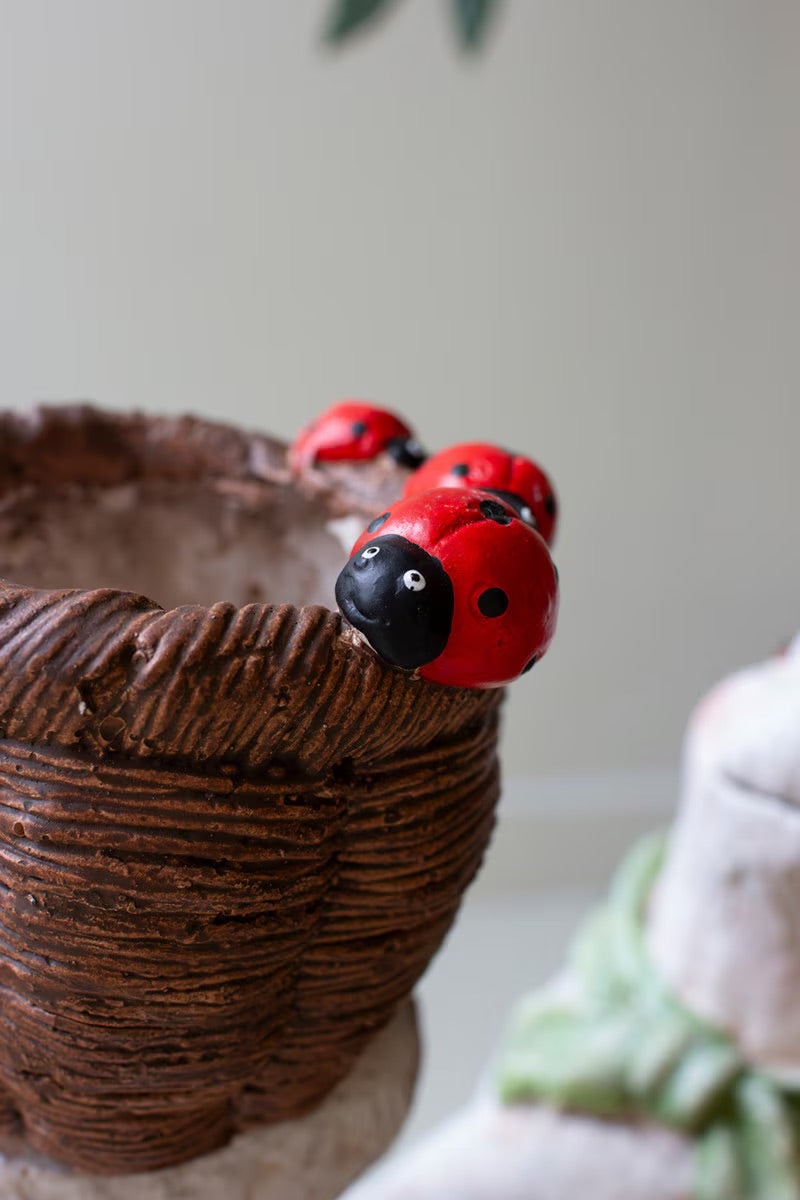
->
0, 0, 798, 778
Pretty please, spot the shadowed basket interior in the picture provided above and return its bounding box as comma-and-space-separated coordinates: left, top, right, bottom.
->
0, 408, 501, 1174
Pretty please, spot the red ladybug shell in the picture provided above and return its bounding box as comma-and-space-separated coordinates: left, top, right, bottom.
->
403, 442, 558, 546
289, 401, 419, 472
348, 488, 559, 688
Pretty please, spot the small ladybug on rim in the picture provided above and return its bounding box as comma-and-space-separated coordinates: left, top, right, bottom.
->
335, 488, 559, 689
289, 401, 426, 473
403, 441, 558, 546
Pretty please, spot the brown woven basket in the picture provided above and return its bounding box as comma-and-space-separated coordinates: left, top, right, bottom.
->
0, 407, 501, 1174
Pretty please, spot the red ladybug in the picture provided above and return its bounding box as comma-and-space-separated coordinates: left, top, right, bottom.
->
403, 442, 558, 546
335, 488, 559, 689
289, 401, 426, 473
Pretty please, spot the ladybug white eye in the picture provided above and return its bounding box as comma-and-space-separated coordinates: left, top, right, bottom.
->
362, 545, 380, 560
403, 569, 426, 592
520, 505, 536, 526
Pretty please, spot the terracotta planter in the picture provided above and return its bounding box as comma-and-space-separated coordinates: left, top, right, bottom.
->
0, 407, 501, 1175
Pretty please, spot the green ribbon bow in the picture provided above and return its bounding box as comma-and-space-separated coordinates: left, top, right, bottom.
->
497, 833, 800, 1200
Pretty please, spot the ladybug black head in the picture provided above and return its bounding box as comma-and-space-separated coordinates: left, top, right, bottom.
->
335, 534, 453, 670
484, 487, 538, 529
386, 436, 427, 471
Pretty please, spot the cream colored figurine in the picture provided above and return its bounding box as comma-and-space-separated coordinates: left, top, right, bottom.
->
346, 636, 800, 1200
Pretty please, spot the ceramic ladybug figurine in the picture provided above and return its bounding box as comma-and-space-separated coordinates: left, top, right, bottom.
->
335, 488, 559, 688
403, 442, 558, 546
289, 401, 426, 473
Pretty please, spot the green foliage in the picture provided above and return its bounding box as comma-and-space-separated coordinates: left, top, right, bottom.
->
323, 0, 501, 52
324, 0, 400, 44
453, 0, 499, 49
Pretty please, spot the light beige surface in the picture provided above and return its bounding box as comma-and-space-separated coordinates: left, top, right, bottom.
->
0, 1002, 418, 1200
0, 1, 798, 775
344, 1100, 693, 1200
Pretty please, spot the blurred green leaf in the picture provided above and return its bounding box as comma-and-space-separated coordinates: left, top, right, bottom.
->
453, 0, 499, 49
324, 0, 401, 44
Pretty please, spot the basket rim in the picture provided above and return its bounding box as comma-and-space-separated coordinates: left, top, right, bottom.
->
0, 405, 498, 772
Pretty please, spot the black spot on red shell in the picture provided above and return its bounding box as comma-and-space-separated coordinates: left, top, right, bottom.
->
451, 463, 470, 477
367, 512, 391, 533
351, 420, 368, 436
478, 588, 509, 618
545, 493, 557, 517
480, 499, 513, 525
522, 655, 538, 674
